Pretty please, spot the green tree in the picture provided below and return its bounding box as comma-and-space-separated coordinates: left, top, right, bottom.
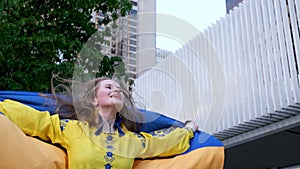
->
0, 0, 132, 92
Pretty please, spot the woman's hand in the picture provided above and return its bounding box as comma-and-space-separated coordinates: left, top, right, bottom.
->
184, 120, 198, 132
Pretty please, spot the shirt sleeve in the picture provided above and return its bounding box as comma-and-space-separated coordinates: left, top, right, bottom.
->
0, 99, 65, 145
118, 126, 194, 159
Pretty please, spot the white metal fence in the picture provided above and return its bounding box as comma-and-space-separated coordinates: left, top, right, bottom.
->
133, 0, 300, 140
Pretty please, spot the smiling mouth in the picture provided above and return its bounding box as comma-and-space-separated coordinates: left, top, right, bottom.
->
110, 95, 120, 99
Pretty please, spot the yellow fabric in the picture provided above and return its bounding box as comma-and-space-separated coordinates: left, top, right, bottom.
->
0, 99, 193, 169
0, 116, 224, 169
133, 147, 225, 169
0, 115, 67, 169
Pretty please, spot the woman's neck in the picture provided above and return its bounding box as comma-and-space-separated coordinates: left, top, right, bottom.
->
97, 107, 117, 133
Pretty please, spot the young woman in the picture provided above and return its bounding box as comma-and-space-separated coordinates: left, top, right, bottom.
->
0, 77, 197, 169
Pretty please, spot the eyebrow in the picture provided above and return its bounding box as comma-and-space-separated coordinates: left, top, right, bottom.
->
103, 83, 121, 89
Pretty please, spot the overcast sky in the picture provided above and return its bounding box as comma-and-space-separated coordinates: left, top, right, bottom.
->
156, 0, 226, 51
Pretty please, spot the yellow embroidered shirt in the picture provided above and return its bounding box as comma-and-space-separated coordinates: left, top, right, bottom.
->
0, 99, 193, 169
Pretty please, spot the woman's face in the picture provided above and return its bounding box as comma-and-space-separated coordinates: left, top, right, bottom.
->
93, 79, 125, 111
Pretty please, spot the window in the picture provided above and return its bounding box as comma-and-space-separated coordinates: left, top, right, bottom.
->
129, 59, 136, 65
129, 46, 136, 52
131, 1, 137, 6
130, 40, 137, 45
111, 48, 116, 54
129, 53, 136, 59
128, 66, 136, 72
129, 34, 137, 39
130, 9, 137, 15
129, 20, 137, 26
130, 27, 137, 32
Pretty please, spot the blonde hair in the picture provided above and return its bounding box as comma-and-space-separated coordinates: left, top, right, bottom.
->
50, 75, 143, 132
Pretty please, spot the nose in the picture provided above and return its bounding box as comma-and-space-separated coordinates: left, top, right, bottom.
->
113, 89, 122, 93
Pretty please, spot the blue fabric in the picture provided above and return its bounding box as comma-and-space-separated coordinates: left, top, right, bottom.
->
0, 91, 56, 113
184, 130, 224, 154
138, 109, 184, 132
0, 91, 184, 132
0, 91, 224, 153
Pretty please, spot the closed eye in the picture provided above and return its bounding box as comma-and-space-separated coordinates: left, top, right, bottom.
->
104, 85, 112, 89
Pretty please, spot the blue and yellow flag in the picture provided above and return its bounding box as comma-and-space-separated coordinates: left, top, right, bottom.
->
0, 91, 224, 169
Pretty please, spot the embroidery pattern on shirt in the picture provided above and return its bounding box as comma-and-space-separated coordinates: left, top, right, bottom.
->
103, 134, 115, 169
141, 138, 146, 148
132, 132, 146, 148
59, 119, 69, 131
149, 127, 176, 136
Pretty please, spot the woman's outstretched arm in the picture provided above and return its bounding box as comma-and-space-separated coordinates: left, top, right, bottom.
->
0, 99, 65, 144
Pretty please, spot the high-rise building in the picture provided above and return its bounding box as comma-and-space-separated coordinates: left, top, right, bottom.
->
136, 0, 156, 76
92, 0, 156, 81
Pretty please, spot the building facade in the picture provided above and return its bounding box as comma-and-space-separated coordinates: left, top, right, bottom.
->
136, 0, 157, 76
93, 0, 156, 81
133, 0, 300, 168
